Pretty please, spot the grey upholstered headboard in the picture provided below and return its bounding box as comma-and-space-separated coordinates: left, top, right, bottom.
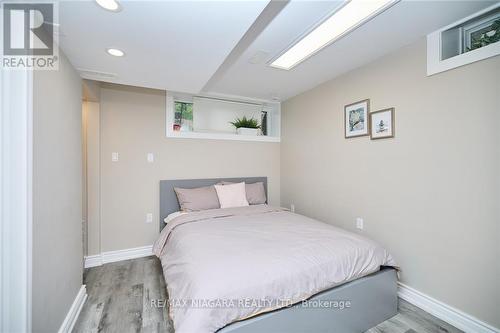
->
159, 177, 267, 231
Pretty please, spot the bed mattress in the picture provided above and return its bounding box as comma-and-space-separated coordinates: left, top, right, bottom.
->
153, 205, 396, 333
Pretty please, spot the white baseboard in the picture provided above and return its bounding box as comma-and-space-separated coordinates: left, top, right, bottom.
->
58, 285, 87, 333
398, 283, 499, 333
84, 245, 153, 268
83, 254, 102, 268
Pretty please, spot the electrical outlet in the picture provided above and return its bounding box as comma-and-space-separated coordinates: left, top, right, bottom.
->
147, 153, 154, 163
111, 152, 119, 162
356, 217, 364, 230
290, 204, 295, 213
146, 213, 153, 223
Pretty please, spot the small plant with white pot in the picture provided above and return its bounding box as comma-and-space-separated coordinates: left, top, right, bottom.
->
230, 116, 261, 136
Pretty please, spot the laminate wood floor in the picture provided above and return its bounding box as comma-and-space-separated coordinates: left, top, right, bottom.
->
73, 256, 463, 333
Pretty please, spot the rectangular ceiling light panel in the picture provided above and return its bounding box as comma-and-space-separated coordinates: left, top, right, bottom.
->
271, 0, 398, 70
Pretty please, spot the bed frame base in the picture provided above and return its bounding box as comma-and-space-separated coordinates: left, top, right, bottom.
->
218, 267, 398, 333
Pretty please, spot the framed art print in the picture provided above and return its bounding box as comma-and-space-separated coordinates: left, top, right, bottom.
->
370, 107, 395, 140
344, 99, 370, 138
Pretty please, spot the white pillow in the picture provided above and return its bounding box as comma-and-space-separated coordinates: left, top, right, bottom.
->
164, 211, 187, 224
214, 182, 249, 209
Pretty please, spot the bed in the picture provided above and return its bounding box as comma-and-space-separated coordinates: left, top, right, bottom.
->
154, 177, 398, 333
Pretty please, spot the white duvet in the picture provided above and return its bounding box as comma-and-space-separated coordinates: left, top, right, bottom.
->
153, 205, 396, 333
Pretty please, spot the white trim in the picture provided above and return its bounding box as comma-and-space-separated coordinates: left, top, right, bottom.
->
427, 3, 500, 76
84, 245, 153, 268
398, 283, 499, 333
83, 254, 102, 268
0, 66, 33, 332
101, 245, 153, 264
167, 130, 281, 142
26, 68, 33, 333
57, 285, 87, 333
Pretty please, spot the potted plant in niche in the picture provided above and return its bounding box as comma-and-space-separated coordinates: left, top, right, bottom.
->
230, 116, 261, 136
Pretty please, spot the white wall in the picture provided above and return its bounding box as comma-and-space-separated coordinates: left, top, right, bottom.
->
32, 51, 83, 332
86, 83, 280, 254
281, 39, 500, 328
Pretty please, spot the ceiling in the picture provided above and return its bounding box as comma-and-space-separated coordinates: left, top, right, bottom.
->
58, 0, 269, 93
58, 0, 495, 102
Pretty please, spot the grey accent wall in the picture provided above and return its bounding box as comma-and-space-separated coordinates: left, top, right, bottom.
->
281, 39, 500, 328
32, 51, 83, 332
88, 84, 280, 254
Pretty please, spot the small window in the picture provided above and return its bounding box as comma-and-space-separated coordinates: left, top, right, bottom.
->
463, 13, 500, 53
441, 8, 500, 61
427, 4, 500, 76
173, 101, 193, 132
166, 92, 281, 142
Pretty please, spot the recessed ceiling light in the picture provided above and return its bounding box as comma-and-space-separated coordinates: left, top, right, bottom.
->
270, 0, 399, 70
106, 48, 125, 57
95, 0, 121, 12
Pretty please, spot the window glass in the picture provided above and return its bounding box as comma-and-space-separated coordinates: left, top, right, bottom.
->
174, 101, 193, 131
441, 9, 500, 60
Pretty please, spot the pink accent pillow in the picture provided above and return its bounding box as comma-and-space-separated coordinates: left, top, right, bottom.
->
217, 181, 267, 205
214, 182, 249, 209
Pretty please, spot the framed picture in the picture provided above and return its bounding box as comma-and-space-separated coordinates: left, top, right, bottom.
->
344, 99, 370, 138
370, 108, 395, 140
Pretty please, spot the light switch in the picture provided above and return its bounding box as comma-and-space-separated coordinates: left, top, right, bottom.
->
146, 213, 153, 223
356, 217, 364, 230
112, 152, 119, 162
147, 153, 154, 163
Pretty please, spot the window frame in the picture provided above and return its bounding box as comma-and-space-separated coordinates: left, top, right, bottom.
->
427, 3, 500, 76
